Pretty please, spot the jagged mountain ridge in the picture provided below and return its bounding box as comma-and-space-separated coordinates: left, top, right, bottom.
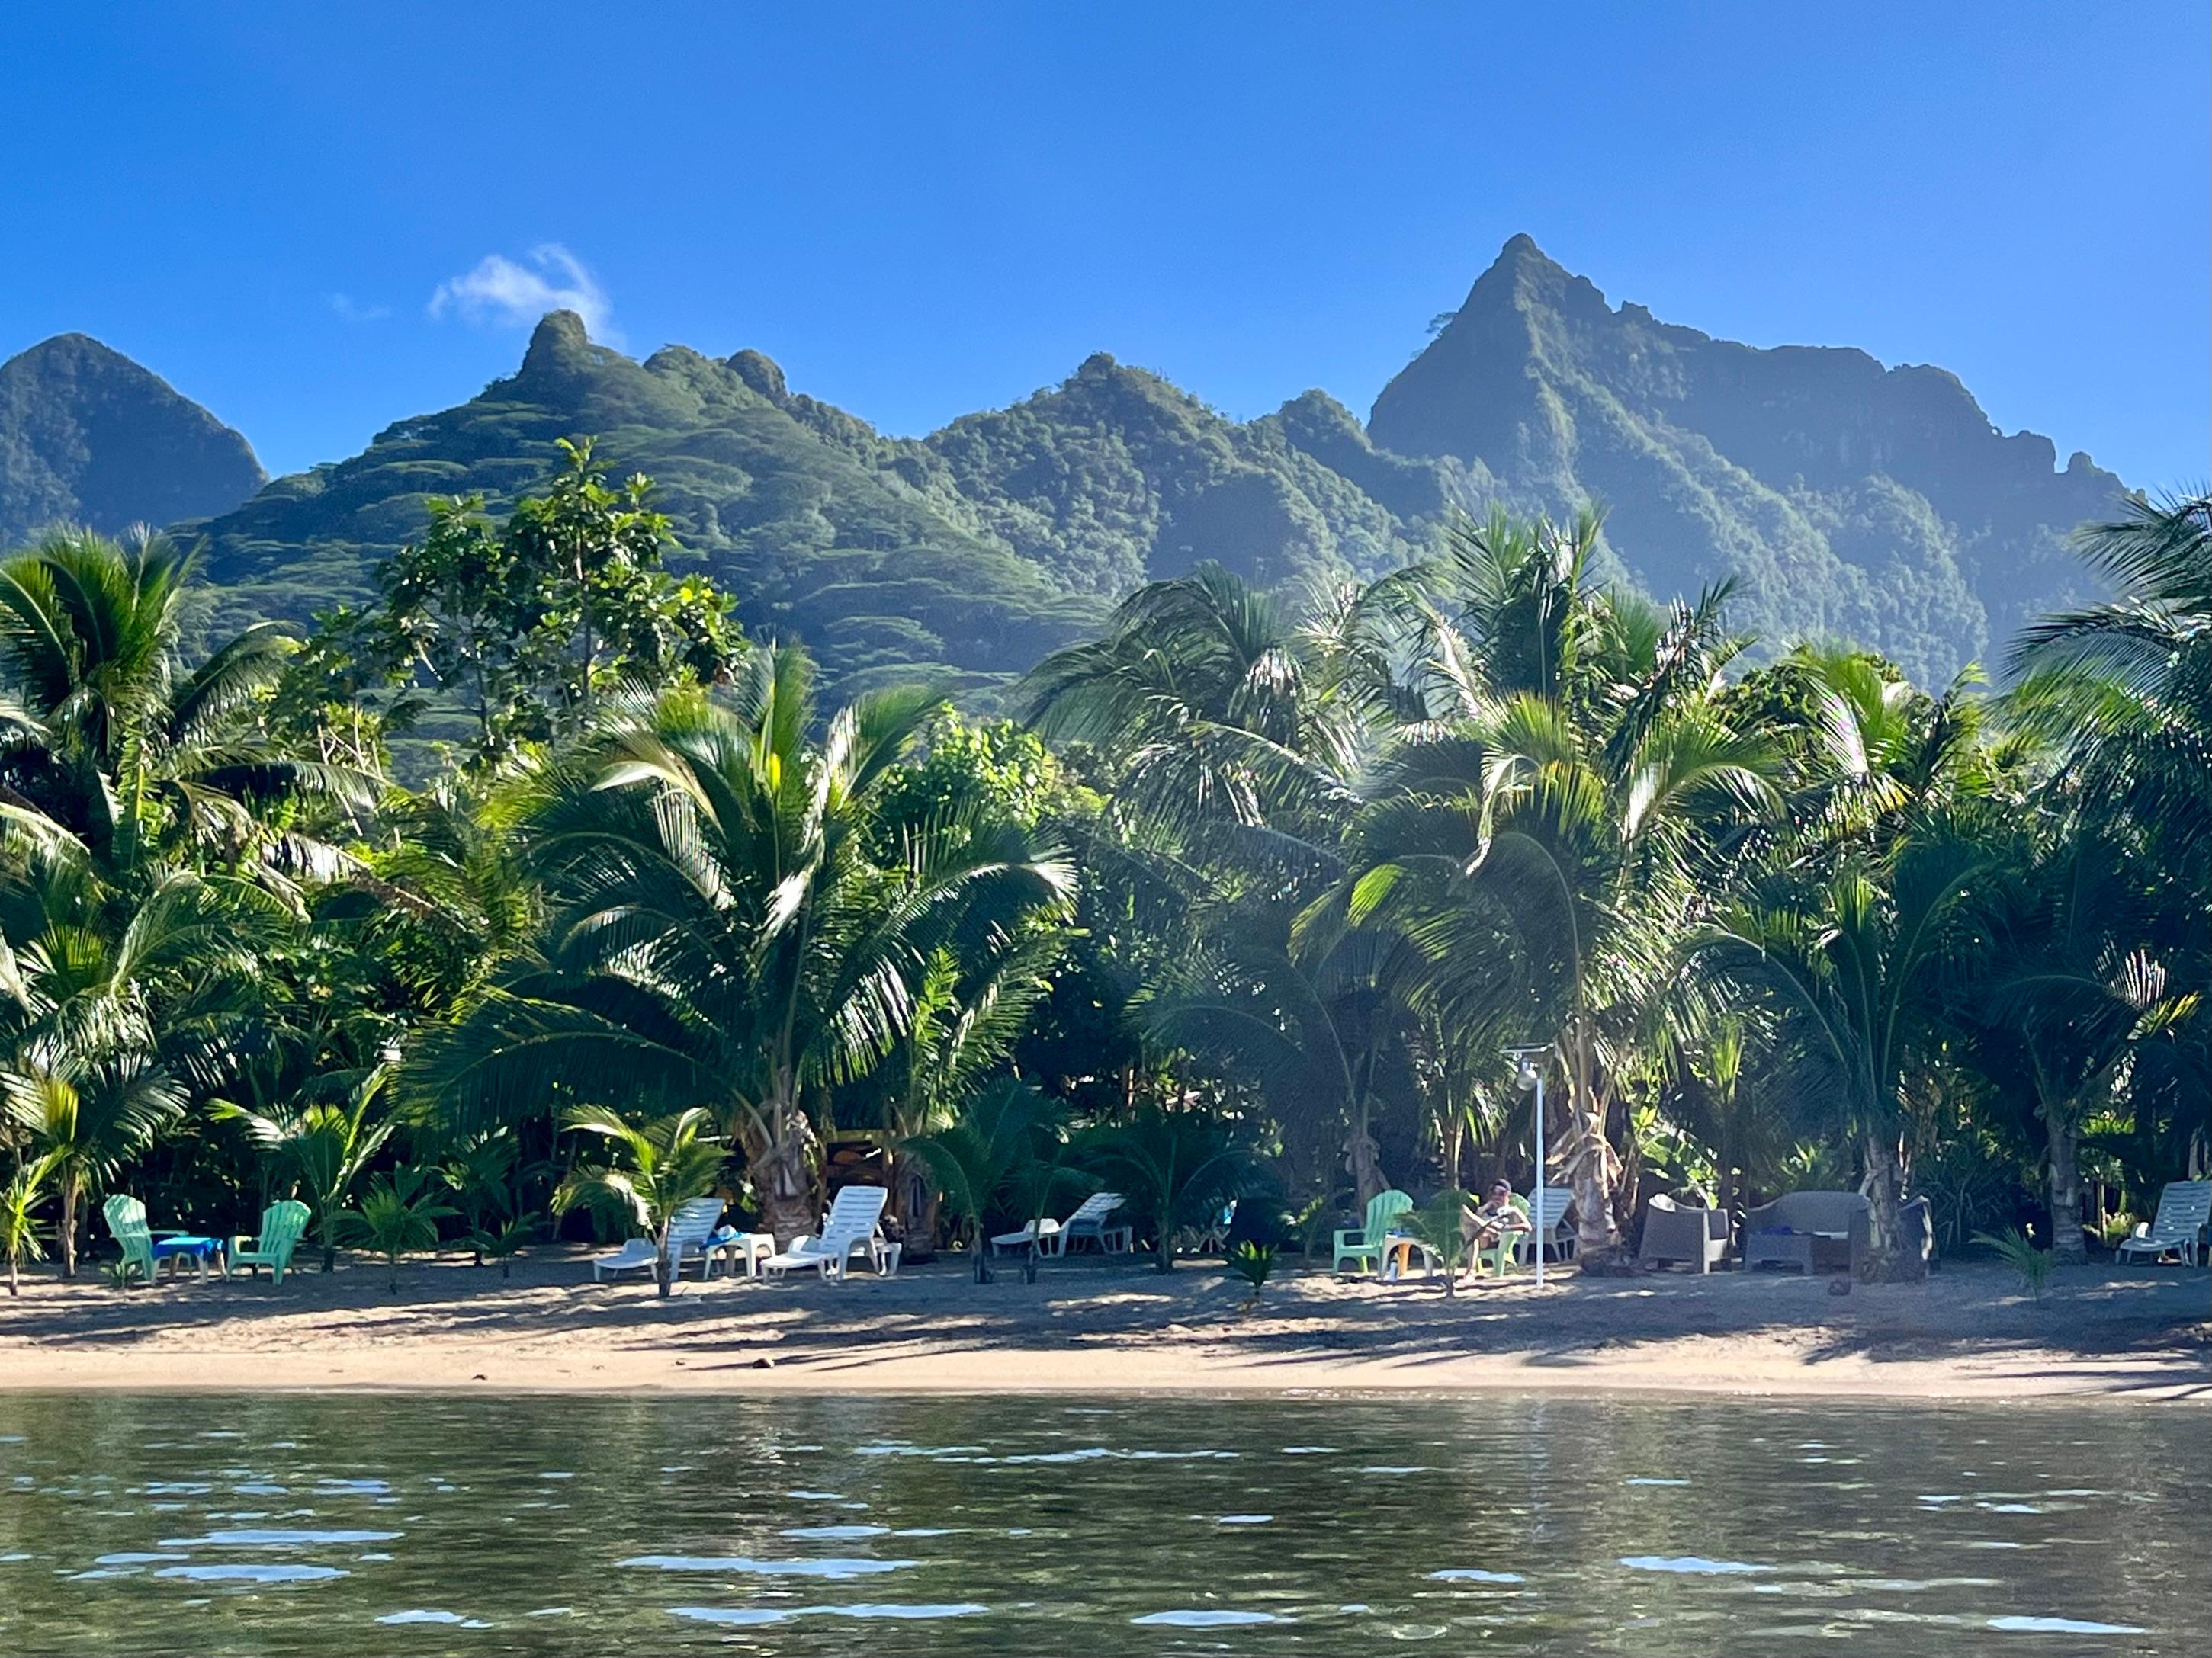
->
0, 334, 265, 550
1372, 236, 2123, 681
4, 238, 2129, 688
181, 311, 1451, 691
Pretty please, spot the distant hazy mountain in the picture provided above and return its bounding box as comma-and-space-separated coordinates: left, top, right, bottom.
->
5, 239, 2129, 689
0, 334, 264, 550
1372, 236, 2123, 682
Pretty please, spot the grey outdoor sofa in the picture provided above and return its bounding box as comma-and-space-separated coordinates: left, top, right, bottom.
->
1745, 1190, 1934, 1275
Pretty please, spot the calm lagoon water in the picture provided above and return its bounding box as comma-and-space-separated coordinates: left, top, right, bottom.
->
0, 1391, 2198, 1656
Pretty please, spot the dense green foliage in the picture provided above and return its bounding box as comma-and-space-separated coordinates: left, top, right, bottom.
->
0, 459, 2198, 1291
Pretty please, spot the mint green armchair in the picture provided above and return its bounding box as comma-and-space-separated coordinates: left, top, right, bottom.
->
103, 1194, 158, 1283
230, 1200, 312, 1285
1332, 1188, 1414, 1275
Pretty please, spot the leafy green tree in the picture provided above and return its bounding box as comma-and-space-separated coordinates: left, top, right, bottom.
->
552, 1106, 725, 1298
369, 438, 743, 765
411, 646, 1077, 1244
333, 1164, 454, 1294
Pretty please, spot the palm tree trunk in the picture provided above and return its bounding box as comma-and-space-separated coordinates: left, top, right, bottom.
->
58, 1172, 79, 1279
1565, 1026, 1625, 1270
744, 1102, 821, 1247
2047, 1104, 2088, 1266
1857, 1130, 1922, 1283
655, 1220, 674, 1300
1343, 1121, 1386, 1208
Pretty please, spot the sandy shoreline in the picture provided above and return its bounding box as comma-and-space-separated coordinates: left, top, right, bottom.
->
2, 1249, 2204, 1404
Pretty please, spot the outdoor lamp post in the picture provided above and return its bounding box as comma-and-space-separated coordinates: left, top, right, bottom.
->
1505, 1045, 1552, 1288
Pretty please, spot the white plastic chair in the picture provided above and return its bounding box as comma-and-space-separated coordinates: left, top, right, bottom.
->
1509, 1188, 1576, 1265
762, 1186, 894, 1281
2114, 1180, 2210, 1266
590, 1196, 727, 1282
993, 1191, 1129, 1257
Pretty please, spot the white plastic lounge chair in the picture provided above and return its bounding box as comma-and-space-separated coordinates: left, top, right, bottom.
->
762, 1185, 894, 1281
2114, 1179, 2210, 1266
1514, 1188, 1575, 1264
592, 1238, 659, 1282
992, 1191, 1130, 1257
591, 1196, 728, 1282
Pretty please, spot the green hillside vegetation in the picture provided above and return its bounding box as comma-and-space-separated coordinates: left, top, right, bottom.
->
188, 313, 1100, 697
183, 316, 1453, 697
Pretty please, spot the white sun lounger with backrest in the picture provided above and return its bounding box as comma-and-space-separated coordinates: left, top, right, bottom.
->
592, 1195, 727, 1282
762, 1185, 893, 1281
991, 1191, 1129, 1257
2114, 1179, 2210, 1266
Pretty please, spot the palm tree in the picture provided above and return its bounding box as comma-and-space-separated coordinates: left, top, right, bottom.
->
0, 527, 372, 888
216, 1065, 396, 1272
1958, 836, 2181, 1264
410, 649, 1073, 1243
1, 1150, 57, 1294
0, 852, 253, 1275
1141, 919, 1408, 1207
4, 1063, 182, 1277
902, 1078, 1065, 1281
1079, 1107, 1253, 1273
333, 1165, 454, 1293
876, 935, 1057, 1242
1024, 563, 1356, 841
1695, 831, 1990, 1281
2010, 492, 2210, 883
552, 1106, 726, 1297
1331, 518, 1777, 1266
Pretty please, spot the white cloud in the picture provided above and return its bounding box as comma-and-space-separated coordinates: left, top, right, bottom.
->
428, 243, 617, 342
326, 292, 392, 323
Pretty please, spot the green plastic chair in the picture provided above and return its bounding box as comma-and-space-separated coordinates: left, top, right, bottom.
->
1475, 1192, 1533, 1276
103, 1194, 158, 1283
1333, 1188, 1414, 1275
230, 1200, 312, 1285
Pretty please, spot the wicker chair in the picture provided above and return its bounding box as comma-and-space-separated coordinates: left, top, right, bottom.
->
1637, 1194, 1728, 1272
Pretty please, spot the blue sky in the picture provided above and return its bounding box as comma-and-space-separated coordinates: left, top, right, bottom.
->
3, 2, 2204, 486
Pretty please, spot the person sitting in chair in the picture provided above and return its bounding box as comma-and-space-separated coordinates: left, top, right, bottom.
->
1462, 1180, 1531, 1262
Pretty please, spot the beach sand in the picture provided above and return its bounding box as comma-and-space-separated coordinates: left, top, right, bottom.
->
0, 1249, 2204, 1403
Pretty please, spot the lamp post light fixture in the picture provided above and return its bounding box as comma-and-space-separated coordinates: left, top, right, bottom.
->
1504, 1044, 1552, 1289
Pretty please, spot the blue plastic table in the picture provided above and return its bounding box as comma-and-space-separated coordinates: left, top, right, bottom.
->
149, 1235, 225, 1281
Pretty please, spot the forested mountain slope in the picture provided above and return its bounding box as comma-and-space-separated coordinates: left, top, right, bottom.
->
1371, 236, 2124, 681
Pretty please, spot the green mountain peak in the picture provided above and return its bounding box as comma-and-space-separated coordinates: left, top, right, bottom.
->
0, 331, 265, 547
